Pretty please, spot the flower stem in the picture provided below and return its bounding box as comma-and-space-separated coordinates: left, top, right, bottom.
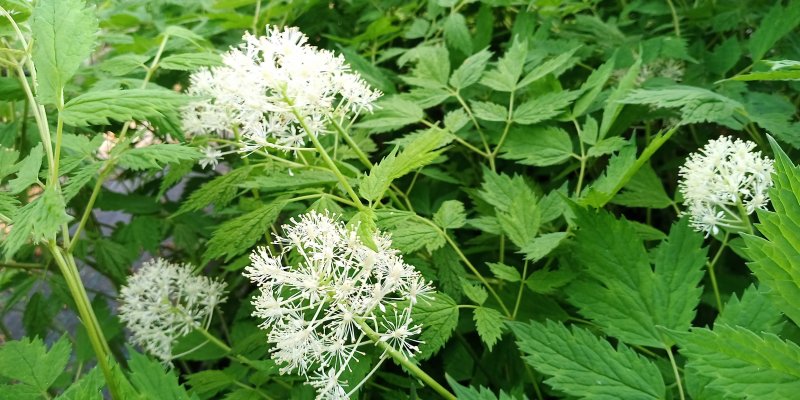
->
354, 318, 456, 400
665, 344, 686, 400
707, 231, 729, 311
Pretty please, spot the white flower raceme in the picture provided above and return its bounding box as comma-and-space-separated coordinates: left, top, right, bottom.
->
118, 258, 226, 362
678, 136, 774, 236
181, 25, 382, 153
243, 211, 433, 399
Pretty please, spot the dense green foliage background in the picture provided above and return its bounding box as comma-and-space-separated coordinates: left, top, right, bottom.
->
1, 0, 800, 399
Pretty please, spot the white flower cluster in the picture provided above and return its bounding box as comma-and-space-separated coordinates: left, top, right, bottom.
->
678, 136, 774, 236
182, 26, 382, 152
118, 258, 226, 362
244, 211, 433, 399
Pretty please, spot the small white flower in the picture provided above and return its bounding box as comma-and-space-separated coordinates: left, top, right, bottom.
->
118, 258, 226, 362
678, 136, 774, 236
243, 211, 433, 398
198, 145, 224, 169
180, 25, 382, 154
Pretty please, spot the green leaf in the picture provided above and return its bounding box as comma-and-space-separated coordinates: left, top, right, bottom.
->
525, 267, 577, 295
480, 38, 527, 92
56, 368, 103, 400
186, 370, 234, 397
573, 57, 614, 118
497, 192, 540, 248
679, 324, 800, 399
446, 376, 502, 400
487, 262, 520, 282
358, 128, 449, 201
599, 57, 640, 138
610, 162, 672, 209
406, 46, 450, 88
158, 52, 222, 71
203, 199, 287, 263
449, 48, 493, 89
568, 209, 707, 347
413, 293, 459, 360
22, 293, 57, 338
176, 166, 254, 215
461, 279, 488, 305
443, 13, 472, 54
473, 307, 504, 351
387, 218, 445, 253
434, 200, 466, 230
8, 143, 43, 194
580, 143, 637, 207
521, 232, 568, 263
241, 169, 339, 192
128, 350, 191, 400
99, 54, 150, 76
512, 91, 580, 125
62, 89, 189, 126
620, 85, 744, 126
586, 136, 628, 158
470, 101, 507, 122
355, 97, 424, 133
743, 136, 800, 325
510, 320, 665, 399
63, 162, 101, 202
477, 168, 533, 213
500, 126, 573, 166
748, 1, 800, 62
30, 0, 98, 105
118, 144, 201, 171
717, 284, 784, 334
0, 336, 71, 393
708, 37, 741, 76
2, 186, 72, 259
518, 46, 580, 88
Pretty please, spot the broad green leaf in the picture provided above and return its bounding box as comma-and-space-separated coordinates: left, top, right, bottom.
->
473, 307, 504, 351
241, 169, 338, 192
117, 144, 201, 171
8, 143, 43, 194
446, 376, 504, 400
412, 293, 459, 360
30, 0, 98, 105
525, 267, 577, 295
568, 209, 707, 347
487, 262, 520, 282
477, 168, 534, 213
449, 48, 493, 89
742, 136, 800, 325
573, 58, 614, 117
521, 232, 568, 263
186, 370, 235, 398
480, 38, 527, 92
2, 186, 71, 259
176, 166, 254, 215
443, 13, 472, 54
63, 162, 101, 202
383, 218, 445, 253
679, 324, 800, 399
56, 368, 103, 400
355, 97, 424, 133
500, 126, 573, 166
22, 292, 57, 338
128, 350, 191, 400
610, 162, 672, 209
512, 91, 580, 125
708, 37, 741, 76
434, 200, 466, 230
62, 89, 189, 126
518, 46, 580, 88
432, 247, 465, 302
99, 54, 150, 76
203, 199, 287, 263
748, 1, 800, 62
461, 279, 488, 305
599, 57, 640, 138
406, 46, 450, 88
620, 85, 744, 126
510, 320, 665, 399
470, 101, 507, 122
358, 128, 449, 201
497, 192, 540, 248
717, 284, 784, 334
158, 52, 222, 71
0, 336, 70, 393
0, 146, 20, 179
586, 136, 628, 158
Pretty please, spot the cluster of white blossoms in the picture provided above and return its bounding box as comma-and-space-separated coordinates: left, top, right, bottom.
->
181, 25, 382, 152
678, 136, 774, 236
118, 258, 226, 362
243, 211, 434, 399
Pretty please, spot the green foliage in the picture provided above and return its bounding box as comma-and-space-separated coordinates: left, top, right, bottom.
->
743, 137, 800, 325
510, 320, 665, 399
0, 336, 71, 395
30, 0, 98, 105
678, 324, 800, 399
203, 199, 287, 263
568, 209, 707, 347
127, 350, 192, 400
117, 143, 201, 171
413, 293, 459, 360
62, 89, 189, 126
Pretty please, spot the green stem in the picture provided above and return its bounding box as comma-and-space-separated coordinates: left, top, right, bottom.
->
47, 242, 121, 400
67, 165, 112, 253
665, 344, 686, 400
290, 108, 363, 207
512, 260, 529, 319
354, 318, 456, 400
489, 90, 516, 171
707, 231, 729, 311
